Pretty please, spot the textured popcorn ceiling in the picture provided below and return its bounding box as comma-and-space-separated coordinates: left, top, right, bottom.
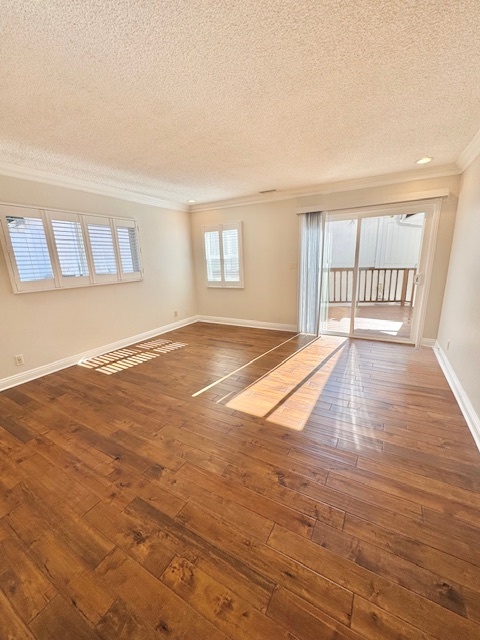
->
1, 1, 480, 204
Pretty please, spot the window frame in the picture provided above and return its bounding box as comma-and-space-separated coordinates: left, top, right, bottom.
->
0, 203, 143, 294
202, 221, 244, 288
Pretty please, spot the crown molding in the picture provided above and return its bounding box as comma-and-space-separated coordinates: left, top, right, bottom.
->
0, 158, 464, 214
457, 128, 480, 172
190, 164, 460, 212
0, 161, 189, 212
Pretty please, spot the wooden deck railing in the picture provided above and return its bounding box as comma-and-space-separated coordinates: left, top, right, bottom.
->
328, 267, 417, 305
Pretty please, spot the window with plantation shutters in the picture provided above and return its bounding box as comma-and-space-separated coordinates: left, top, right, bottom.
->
203, 222, 243, 288
49, 213, 90, 287
0, 207, 55, 292
87, 220, 118, 281
7, 215, 53, 281
53, 221, 88, 277
115, 219, 142, 279
0, 204, 143, 293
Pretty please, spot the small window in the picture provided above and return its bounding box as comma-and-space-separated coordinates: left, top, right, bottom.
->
203, 222, 243, 288
0, 204, 143, 293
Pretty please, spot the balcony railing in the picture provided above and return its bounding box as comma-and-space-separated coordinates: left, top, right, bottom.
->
328, 267, 417, 305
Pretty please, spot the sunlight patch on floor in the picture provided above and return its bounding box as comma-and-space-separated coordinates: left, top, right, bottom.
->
191, 333, 302, 398
226, 336, 347, 430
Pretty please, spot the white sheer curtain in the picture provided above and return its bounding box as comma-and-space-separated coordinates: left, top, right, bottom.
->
298, 211, 324, 334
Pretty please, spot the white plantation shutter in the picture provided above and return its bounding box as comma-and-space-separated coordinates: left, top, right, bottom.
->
115, 219, 142, 279
7, 216, 53, 282
86, 219, 119, 283
49, 213, 90, 286
222, 226, 240, 283
203, 222, 243, 288
0, 207, 56, 292
88, 224, 117, 274
204, 229, 222, 284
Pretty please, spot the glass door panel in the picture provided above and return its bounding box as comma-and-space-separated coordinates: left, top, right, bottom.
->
353, 213, 425, 341
322, 216, 358, 335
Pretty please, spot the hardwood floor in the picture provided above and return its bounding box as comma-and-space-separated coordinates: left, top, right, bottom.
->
0, 322, 479, 639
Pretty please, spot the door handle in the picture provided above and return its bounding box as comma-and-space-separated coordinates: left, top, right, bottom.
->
414, 273, 423, 285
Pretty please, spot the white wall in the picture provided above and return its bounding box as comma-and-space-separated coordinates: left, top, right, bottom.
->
437, 155, 480, 420
192, 175, 460, 338
0, 175, 196, 382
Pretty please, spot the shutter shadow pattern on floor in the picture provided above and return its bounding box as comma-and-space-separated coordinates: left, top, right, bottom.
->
78, 339, 187, 375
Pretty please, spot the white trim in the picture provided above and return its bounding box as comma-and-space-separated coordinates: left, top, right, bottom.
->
0, 161, 460, 214
421, 338, 436, 347
0, 199, 158, 221
190, 166, 459, 212
0, 316, 198, 392
197, 315, 296, 332
296, 189, 450, 215
0, 162, 189, 212
457, 128, 480, 172
433, 341, 480, 452
410, 199, 442, 348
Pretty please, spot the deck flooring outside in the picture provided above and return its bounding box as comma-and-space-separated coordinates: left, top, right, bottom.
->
0, 322, 479, 639
327, 302, 414, 340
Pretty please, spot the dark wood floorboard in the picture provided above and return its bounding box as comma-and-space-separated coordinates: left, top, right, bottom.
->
0, 322, 479, 639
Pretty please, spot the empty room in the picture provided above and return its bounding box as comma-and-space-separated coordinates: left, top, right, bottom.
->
1, 2, 480, 639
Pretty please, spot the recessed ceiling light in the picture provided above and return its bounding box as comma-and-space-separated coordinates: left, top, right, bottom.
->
188, 199, 197, 204
416, 157, 433, 165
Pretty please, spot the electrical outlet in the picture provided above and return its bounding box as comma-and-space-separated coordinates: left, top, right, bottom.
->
174, 310, 178, 318
14, 354, 25, 366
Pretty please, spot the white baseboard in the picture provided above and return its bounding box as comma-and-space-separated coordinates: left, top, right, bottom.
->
0, 316, 198, 392
434, 341, 480, 452
197, 315, 297, 333
421, 338, 436, 347
0, 314, 296, 391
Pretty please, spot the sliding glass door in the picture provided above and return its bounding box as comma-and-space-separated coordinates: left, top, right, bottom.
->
353, 213, 425, 340
320, 203, 431, 344
322, 215, 358, 335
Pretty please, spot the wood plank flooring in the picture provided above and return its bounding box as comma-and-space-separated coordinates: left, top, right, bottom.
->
0, 322, 479, 639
